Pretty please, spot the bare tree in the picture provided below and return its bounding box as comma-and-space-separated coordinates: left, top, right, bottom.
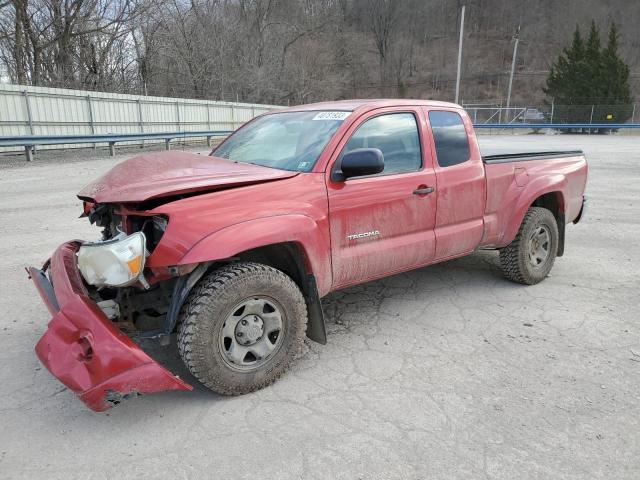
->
0, 0, 146, 89
0, 0, 637, 105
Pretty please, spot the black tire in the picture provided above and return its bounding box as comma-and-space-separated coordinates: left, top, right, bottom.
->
499, 207, 559, 285
177, 262, 308, 395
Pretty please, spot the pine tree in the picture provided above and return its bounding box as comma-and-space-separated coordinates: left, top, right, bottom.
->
597, 22, 632, 123
544, 21, 633, 124
543, 25, 585, 105
584, 20, 603, 102
602, 23, 632, 105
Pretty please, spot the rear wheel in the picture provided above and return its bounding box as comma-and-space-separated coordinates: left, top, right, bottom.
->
499, 207, 559, 285
177, 262, 307, 395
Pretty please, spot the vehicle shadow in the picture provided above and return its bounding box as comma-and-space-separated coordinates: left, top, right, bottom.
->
142, 336, 215, 395
139, 250, 507, 406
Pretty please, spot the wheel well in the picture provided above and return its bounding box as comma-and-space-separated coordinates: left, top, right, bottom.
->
531, 192, 566, 257
234, 242, 309, 293
232, 242, 327, 344
164, 243, 319, 342
531, 192, 562, 219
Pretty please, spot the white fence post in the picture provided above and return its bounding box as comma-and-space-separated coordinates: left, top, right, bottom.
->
86, 95, 95, 134
22, 90, 35, 159
206, 105, 212, 146
22, 90, 34, 135
137, 99, 144, 133
86, 95, 96, 149
137, 99, 145, 147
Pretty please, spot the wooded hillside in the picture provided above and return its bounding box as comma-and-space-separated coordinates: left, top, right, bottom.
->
1, 0, 638, 105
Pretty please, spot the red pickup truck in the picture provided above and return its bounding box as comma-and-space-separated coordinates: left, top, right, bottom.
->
29, 99, 588, 411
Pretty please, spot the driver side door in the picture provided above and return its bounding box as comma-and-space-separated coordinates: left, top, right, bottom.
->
326, 108, 438, 288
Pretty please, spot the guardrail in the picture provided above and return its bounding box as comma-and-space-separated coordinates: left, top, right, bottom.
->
0, 130, 233, 161
3, 123, 640, 162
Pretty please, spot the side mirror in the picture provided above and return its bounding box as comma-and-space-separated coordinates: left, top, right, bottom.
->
336, 148, 384, 180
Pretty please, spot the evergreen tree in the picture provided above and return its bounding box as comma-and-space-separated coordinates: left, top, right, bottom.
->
584, 20, 603, 101
544, 21, 633, 124
602, 23, 632, 106
544, 25, 585, 105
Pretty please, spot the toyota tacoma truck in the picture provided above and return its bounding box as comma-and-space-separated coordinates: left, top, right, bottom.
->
29, 99, 588, 411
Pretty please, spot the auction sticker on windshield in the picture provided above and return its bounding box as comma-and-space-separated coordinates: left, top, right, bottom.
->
312, 111, 351, 121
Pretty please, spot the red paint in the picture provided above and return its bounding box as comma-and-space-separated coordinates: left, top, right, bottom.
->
31, 99, 588, 411
482, 153, 586, 247
78, 151, 298, 203
423, 106, 487, 259
325, 106, 438, 287
31, 242, 192, 412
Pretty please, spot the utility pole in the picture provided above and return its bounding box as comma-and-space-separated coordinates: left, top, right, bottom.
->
454, 5, 465, 105
506, 25, 520, 114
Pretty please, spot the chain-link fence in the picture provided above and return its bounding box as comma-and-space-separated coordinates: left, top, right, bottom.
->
464, 103, 637, 126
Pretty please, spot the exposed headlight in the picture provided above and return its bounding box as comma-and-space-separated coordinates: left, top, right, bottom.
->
77, 232, 146, 287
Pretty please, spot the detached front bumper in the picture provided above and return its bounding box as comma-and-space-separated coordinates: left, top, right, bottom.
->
29, 241, 192, 412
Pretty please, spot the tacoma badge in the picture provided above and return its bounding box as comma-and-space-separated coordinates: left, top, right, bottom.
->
347, 230, 380, 241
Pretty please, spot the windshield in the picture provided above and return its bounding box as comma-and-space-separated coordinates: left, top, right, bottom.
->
212, 111, 350, 172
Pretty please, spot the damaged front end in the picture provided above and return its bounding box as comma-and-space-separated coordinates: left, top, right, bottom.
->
29, 203, 198, 412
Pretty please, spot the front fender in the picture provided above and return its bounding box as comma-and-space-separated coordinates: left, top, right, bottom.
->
179, 215, 332, 296
499, 175, 567, 247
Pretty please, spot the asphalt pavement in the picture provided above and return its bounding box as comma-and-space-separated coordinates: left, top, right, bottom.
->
0, 135, 638, 479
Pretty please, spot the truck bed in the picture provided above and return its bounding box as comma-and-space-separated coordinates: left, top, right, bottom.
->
480, 150, 588, 249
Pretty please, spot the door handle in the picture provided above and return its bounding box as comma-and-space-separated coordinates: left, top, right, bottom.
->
413, 186, 435, 195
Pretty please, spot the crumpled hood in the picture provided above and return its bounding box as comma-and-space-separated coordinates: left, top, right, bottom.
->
78, 151, 299, 203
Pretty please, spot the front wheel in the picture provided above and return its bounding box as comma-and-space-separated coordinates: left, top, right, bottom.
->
499, 207, 559, 285
177, 262, 308, 395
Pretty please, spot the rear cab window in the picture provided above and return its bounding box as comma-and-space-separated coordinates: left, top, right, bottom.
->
428, 110, 470, 168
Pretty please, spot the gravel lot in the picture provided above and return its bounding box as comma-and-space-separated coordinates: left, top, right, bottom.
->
1, 135, 638, 479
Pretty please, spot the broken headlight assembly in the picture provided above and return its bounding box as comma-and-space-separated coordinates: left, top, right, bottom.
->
127, 215, 168, 253
77, 232, 147, 288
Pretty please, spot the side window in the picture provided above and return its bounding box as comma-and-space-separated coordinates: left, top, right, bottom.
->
342, 113, 421, 175
428, 111, 470, 167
